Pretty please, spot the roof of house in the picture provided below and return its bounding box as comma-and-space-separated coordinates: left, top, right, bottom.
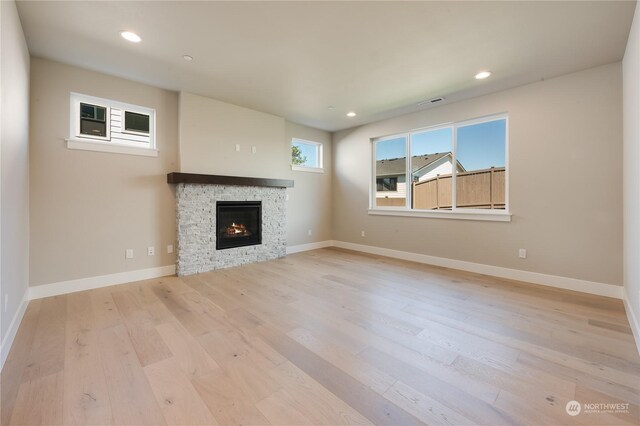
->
376, 152, 459, 176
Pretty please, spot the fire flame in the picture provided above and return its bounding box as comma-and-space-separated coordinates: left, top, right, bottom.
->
224, 222, 251, 237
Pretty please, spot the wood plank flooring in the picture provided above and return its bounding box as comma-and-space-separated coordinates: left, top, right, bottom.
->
2, 248, 639, 425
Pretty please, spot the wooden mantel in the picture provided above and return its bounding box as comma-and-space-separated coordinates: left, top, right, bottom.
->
167, 172, 294, 188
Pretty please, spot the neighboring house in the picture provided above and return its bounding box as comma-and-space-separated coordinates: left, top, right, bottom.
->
376, 152, 465, 201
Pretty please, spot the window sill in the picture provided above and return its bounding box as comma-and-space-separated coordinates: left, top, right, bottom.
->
66, 139, 158, 157
291, 165, 324, 173
368, 208, 512, 222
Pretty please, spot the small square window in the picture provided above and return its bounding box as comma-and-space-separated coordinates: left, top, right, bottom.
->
292, 138, 323, 172
79, 103, 107, 138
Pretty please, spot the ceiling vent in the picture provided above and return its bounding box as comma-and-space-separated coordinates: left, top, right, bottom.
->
418, 97, 445, 107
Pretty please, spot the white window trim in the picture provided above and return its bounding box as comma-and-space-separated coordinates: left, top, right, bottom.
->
291, 138, 323, 172
368, 208, 511, 222
370, 113, 509, 222
69, 92, 157, 155
291, 165, 325, 173
66, 138, 158, 157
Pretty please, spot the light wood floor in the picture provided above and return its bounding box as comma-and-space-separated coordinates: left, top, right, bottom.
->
2, 248, 639, 426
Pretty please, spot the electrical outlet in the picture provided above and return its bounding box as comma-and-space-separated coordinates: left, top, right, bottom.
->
307, 229, 312, 236
167, 244, 174, 254
126, 249, 134, 259
252, 146, 257, 154
519, 248, 527, 259
285, 193, 290, 201
235, 144, 240, 152
148, 246, 155, 256
361, 230, 366, 237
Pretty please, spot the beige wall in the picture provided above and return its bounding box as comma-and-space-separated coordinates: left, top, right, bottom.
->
1, 0, 30, 345
332, 63, 623, 286
29, 58, 179, 287
285, 121, 332, 245
623, 5, 640, 338
179, 92, 287, 178
178, 92, 332, 247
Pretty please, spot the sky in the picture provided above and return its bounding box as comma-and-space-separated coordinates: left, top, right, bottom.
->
375, 119, 506, 171
293, 141, 318, 167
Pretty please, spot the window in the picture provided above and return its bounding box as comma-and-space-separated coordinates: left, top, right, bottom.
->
80, 103, 108, 138
371, 113, 509, 221
456, 118, 507, 210
376, 177, 397, 191
291, 138, 323, 172
68, 93, 157, 157
374, 136, 406, 207
124, 111, 150, 135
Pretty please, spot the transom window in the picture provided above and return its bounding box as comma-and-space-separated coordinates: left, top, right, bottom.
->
372, 113, 508, 216
291, 138, 323, 172
69, 93, 156, 156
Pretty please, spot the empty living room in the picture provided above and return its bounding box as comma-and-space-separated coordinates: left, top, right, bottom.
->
2, 1, 640, 425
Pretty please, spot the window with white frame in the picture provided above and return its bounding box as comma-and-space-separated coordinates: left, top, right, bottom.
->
291, 138, 323, 172
372, 114, 508, 217
69, 93, 156, 156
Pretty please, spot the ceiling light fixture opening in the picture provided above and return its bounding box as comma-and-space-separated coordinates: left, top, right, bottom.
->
475, 71, 492, 80
183, 55, 193, 61
346, 111, 357, 117
120, 31, 141, 43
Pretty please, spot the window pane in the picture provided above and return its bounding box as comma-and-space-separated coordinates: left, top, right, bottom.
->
124, 111, 150, 133
80, 118, 106, 137
456, 119, 506, 209
410, 127, 453, 210
292, 140, 320, 168
375, 137, 406, 207
95, 107, 105, 122
80, 103, 95, 119
79, 103, 107, 137
80, 103, 106, 121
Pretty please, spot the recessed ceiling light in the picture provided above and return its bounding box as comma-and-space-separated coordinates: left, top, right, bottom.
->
346, 111, 357, 117
183, 55, 193, 61
120, 31, 141, 43
475, 71, 491, 80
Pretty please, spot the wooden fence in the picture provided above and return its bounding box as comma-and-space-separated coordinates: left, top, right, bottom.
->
375, 197, 406, 207
411, 167, 505, 210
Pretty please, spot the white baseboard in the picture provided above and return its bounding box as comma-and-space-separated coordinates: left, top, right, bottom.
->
623, 287, 640, 355
1, 286, 29, 370
331, 240, 623, 299
286, 240, 334, 254
29, 264, 176, 300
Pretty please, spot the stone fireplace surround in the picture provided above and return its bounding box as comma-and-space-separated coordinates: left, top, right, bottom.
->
168, 173, 294, 276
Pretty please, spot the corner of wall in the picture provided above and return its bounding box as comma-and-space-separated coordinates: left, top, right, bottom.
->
622, 1, 640, 355
1, 0, 31, 368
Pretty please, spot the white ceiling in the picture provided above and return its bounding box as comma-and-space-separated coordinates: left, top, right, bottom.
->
16, 1, 636, 132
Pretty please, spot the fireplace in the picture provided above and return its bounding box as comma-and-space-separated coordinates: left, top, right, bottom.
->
170, 173, 292, 275
216, 201, 262, 250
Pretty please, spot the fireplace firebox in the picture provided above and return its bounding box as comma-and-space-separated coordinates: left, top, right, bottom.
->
216, 201, 262, 250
